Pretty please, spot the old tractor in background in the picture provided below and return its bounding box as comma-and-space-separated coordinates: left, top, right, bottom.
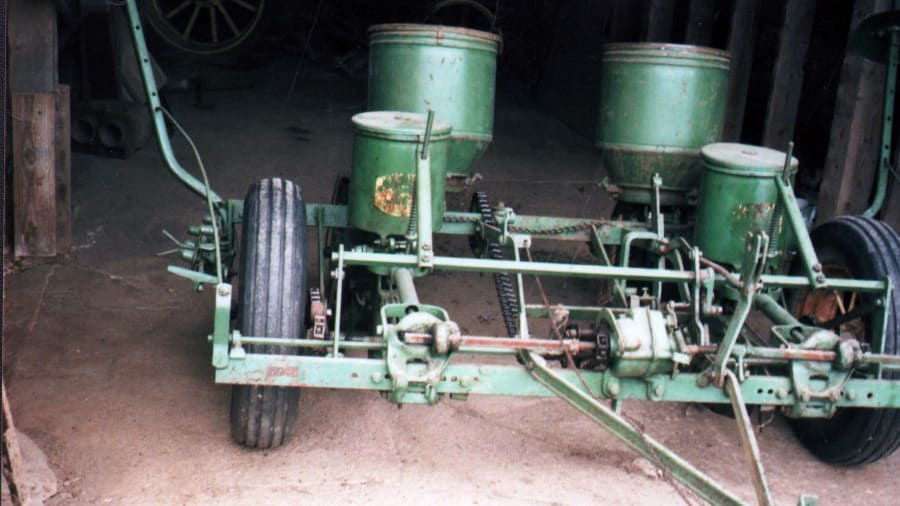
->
123, 0, 899, 504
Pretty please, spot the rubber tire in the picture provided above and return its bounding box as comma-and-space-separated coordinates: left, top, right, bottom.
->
230, 178, 306, 449
789, 216, 900, 466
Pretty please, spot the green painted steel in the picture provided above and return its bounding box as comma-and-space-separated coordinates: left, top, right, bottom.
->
335, 249, 887, 292
368, 24, 500, 181
348, 111, 451, 237
694, 143, 799, 268
215, 353, 900, 408
521, 351, 747, 506
596, 43, 730, 205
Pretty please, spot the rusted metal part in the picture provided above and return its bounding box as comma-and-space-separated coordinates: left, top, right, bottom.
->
308, 288, 328, 340
401, 332, 595, 355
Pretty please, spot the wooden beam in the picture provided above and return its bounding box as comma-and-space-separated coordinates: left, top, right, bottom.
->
13, 93, 57, 257
9, 0, 57, 93
818, 0, 894, 221
10, 0, 59, 258
55, 85, 71, 252
643, 0, 677, 42
685, 0, 716, 46
722, 0, 759, 141
761, 0, 817, 150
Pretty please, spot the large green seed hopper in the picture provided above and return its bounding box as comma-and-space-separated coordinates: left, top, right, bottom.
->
597, 43, 730, 206
368, 23, 500, 189
124, 1, 900, 504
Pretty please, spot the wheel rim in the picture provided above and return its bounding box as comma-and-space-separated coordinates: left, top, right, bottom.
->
145, 0, 265, 55
793, 264, 867, 346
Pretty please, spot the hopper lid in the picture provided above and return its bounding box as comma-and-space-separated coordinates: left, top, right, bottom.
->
352, 111, 452, 139
701, 143, 798, 174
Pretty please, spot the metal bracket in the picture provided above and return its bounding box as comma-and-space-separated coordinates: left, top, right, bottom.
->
711, 233, 769, 387
211, 283, 233, 368
382, 305, 454, 405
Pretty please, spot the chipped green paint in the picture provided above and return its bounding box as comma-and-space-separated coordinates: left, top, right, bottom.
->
596, 43, 730, 205
695, 143, 798, 268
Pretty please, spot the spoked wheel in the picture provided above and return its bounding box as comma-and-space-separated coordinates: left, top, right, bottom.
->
142, 0, 267, 62
230, 178, 306, 449
789, 216, 900, 465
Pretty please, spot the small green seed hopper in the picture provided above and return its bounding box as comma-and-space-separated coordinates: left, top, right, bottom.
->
123, 1, 900, 504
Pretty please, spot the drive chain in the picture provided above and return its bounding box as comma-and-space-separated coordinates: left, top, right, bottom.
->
470, 192, 521, 338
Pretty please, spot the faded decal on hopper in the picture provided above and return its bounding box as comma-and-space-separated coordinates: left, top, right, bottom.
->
374, 173, 415, 217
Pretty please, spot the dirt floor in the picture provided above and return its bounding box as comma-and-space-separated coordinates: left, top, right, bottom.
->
4, 61, 900, 505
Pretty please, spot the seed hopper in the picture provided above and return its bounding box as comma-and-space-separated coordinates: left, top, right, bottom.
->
124, 2, 900, 504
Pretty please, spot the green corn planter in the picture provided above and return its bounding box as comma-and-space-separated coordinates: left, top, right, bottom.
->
349, 111, 452, 238
694, 143, 798, 268
596, 43, 730, 205
368, 24, 500, 186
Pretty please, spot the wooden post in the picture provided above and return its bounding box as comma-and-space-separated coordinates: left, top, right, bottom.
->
10, 0, 59, 257
55, 85, 71, 252
12, 94, 57, 257
643, 0, 677, 42
685, 0, 716, 46
722, 0, 759, 141
760, 0, 817, 150
818, 0, 894, 221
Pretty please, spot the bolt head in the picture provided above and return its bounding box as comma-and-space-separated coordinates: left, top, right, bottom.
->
607, 379, 620, 397
653, 384, 665, 397
217, 286, 231, 297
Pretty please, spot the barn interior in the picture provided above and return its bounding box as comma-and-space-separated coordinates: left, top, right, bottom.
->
3, 1, 900, 504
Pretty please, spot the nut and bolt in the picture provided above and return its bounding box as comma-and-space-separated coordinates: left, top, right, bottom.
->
421, 243, 432, 251
775, 388, 787, 399
371, 372, 384, 383
607, 379, 621, 397
812, 263, 822, 273
217, 286, 231, 297
653, 384, 665, 397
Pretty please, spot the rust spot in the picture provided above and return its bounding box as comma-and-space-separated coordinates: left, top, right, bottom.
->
265, 365, 297, 381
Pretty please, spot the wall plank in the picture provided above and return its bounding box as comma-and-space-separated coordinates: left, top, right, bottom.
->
761, 0, 816, 150
818, 0, 894, 220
